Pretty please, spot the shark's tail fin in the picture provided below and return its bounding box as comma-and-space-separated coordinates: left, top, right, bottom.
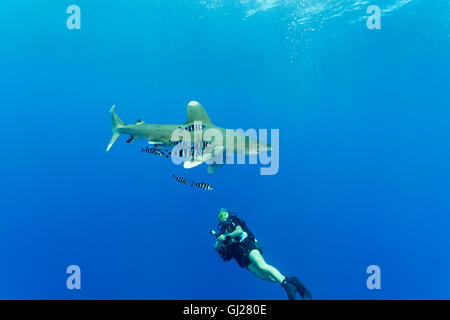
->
106, 105, 125, 152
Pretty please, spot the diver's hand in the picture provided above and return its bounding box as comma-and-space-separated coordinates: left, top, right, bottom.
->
218, 234, 232, 243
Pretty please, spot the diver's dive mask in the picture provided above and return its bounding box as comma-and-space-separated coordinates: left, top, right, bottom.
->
218, 208, 229, 222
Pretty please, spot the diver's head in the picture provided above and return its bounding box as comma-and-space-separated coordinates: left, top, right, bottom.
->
218, 208, 230, 222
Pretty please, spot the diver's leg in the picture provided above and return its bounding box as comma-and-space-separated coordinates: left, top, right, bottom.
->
248, 250, 297, 300
248, 249, 285, 283
247, 263, 277, 282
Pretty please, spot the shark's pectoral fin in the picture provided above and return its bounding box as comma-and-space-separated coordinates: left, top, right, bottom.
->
183, 148, 221, 170
184, 160, 204, 169
207, 163, 223, 174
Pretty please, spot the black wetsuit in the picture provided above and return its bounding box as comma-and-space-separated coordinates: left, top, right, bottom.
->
218, 214, 263, 268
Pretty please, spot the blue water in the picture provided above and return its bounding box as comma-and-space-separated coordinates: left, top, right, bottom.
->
1, 0, 449, 299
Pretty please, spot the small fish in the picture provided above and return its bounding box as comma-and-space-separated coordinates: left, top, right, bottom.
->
172, 174, 190, 185
184, 124, 205, 132
141, 146, 169, 158
191, 181, 214, 191
202, 141, 213, 148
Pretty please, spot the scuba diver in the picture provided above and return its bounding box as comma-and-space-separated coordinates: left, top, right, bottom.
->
212, 208, 312, 300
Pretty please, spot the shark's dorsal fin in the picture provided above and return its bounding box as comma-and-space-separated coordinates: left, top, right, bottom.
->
136, 119, 145, 125
184, 101, 212, 125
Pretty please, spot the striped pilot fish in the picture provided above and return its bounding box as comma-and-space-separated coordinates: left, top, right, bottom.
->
169, 140, 215, 159
191, 181, 214, 191
183, 123, 206, 132
141, 146, 170, 158
172, 174, 190, 185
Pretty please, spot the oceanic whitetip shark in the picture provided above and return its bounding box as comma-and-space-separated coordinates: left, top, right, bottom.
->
106, 101, 275, 174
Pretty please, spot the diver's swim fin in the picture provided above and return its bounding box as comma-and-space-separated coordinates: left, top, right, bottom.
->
281, 279, 298, 300
286, 276, 312, 300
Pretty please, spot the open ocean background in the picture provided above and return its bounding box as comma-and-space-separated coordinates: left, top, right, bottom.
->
0, 0, 449, 299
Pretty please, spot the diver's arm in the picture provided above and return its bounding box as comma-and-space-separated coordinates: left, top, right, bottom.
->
216, 225, 243, 244
229, 225, 244, 240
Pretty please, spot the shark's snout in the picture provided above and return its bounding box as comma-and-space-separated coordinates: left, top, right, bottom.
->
259, 142, 274, 153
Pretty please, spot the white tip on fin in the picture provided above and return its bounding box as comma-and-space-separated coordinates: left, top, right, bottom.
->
183, 160, 204, 169
185, 101, 212, 125
106, 132, 121, 152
